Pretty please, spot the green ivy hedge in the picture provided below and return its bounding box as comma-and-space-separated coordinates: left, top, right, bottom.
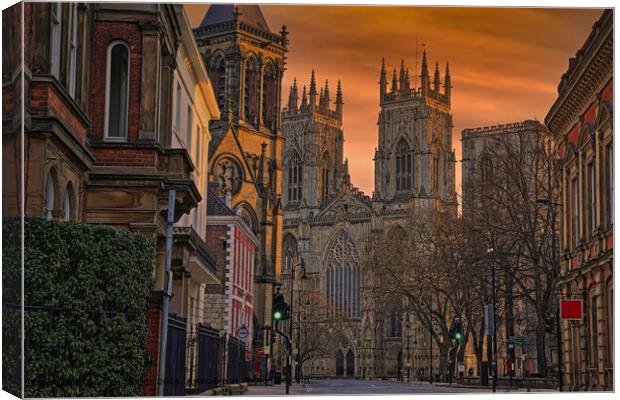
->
3, 217, 156, 397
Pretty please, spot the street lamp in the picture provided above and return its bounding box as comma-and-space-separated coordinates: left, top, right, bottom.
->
288, 255, 306, 387
536, 197, 563, 392
406, 322, 411, 383
299, 298, 310, 383
487, 243, 498, 393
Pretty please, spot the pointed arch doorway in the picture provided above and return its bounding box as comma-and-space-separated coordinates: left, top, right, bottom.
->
336, 350, 344, 376
346, 349, 355, 377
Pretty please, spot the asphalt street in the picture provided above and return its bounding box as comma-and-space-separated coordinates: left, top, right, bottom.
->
245, 378, 509, 396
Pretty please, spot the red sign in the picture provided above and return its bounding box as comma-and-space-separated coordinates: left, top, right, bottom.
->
560, 299, 583, 320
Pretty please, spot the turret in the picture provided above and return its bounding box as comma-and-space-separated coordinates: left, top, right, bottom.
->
433, 62, 441, 93
300, 85, 308, 111
288, 78, 298, 112
323, 80, 331, 110
403, 68, 411, 95
399, 59, 406, 94
391, 69, 398, 93
444, 61, 452, 103
420, 49, 430, 95
309, 69, 317, 108
335, 80, 343, 120
379, 57, 387, 102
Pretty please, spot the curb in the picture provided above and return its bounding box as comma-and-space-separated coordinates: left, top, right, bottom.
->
199, 383, 248, 396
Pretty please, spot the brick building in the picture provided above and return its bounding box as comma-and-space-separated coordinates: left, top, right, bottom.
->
3, 3, 221, 396
545, 9, 613, 391
205, 189, 258, 375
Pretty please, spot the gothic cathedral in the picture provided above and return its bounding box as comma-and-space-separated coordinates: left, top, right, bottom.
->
193, 5, 288, 353
281, 52, 457, 379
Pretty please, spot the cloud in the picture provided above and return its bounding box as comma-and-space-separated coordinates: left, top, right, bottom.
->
186, 4, 603, 195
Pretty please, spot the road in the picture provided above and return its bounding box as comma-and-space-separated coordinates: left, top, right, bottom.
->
245, 378, 510, 396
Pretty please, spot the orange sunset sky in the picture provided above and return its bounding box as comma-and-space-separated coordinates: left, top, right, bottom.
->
185, 4, 605, 196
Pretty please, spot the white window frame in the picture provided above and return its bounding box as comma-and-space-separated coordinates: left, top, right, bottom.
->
186, 105, 193, 149
195, 124, 201, 172
104, 40, 131, 141
68, 4, 78, 97
175, 81, 182, 134
50, 3, 62, 78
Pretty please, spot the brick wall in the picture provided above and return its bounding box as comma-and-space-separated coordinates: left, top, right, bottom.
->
89, 22, 142, 141
29, 82, 89, 143
91, 147, 157, 167
141, 306, 161, 396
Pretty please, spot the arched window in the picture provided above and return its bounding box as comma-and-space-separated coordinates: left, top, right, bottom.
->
480, 155, 493, 191
395, 139, 412, 191
68, 3, 78, 97
50, 3, 62, 78
589, 287, 599, 368
244, 56, 259, 125
238, 204, 258, 234
43, 172, 55, 220
320, 152, 330, 202
105, 41, 130, 140
62, 183, 75, 222
325, 230, 360, 317
209, 55, 226, 112
389, 308, 402, 338
262, 62, 277, 131
288, 151, 303, 203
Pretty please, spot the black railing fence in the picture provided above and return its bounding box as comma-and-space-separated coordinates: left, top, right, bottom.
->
227, 336, 251, 384
196, 324, 221, 392
164, 314, 187, 396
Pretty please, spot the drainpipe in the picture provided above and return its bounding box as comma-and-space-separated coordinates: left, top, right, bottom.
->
157, 189, 176, 396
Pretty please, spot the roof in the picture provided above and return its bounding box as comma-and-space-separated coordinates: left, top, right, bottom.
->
199, 4, 270, 32
207, 189, 236, 217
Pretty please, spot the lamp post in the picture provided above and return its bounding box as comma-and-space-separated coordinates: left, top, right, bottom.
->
406, 322, 411, 383
288, 256, 306, 388
429, 322, 433, 384
487, 243, 498, 393
536, 197, 562, 392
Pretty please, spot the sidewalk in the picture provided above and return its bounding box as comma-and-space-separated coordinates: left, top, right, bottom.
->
245, 383, 310, 396
432, 381, 557, 393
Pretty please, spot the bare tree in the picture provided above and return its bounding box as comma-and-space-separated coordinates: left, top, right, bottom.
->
464, 125, 561, 375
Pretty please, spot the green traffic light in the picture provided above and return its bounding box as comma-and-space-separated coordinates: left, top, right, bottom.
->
273, 311, 282, 320
455, 332, 462, 340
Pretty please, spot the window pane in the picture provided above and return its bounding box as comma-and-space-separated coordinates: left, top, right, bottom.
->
108, 44, 129, 138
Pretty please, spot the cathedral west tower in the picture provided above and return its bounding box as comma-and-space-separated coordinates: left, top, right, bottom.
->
375, 52, 457, 212
280, 51, 458, 380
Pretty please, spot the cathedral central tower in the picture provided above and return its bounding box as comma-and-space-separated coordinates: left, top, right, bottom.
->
374, 52, 457, 211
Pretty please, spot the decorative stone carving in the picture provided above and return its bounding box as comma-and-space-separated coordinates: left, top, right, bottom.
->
215, 157, 242, 194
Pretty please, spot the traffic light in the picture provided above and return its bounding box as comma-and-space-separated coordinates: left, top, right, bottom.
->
450, 317, 464, 343
273, 291, 285, 321
272, 290, 291, 321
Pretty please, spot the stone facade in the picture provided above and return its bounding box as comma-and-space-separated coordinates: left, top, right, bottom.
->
193, 4, 288, 362
281, 53, 457, 379
545, 9, 613, 391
